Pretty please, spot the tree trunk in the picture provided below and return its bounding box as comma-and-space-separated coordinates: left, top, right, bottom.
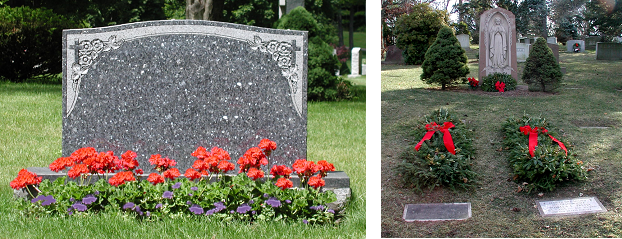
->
349, 5, 354, 50
338, 10, 344, 46
186, 0, 223, 21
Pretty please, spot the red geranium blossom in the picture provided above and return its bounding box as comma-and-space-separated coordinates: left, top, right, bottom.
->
108, 171, 136, 186
292, 159, 318, 177
275, 177, 293, 190
246, 168, 264, 180
147, 173, 165, 185
217, 160, 235, 173
163, 168, 181, 180
495, 81, 506, 92
69, 147, 98, 163
316, 160, 336, 177
270, 165, 292, 178
148, 154, 177, 173
192, 146, 233, 174
49, 157, 74, 172
115, 150, 139, 171
308, 175, 325, 189
191, 146, 210, 160
184, 168, 202, 180
237, 147, 267, 173
10, 169, 42, 190
67, 163, 89, 179
258, 139, 277, 157
82, 151, 118, 174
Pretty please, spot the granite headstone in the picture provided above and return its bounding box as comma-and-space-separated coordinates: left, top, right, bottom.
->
383, 45, 404, 64
516, 43, 530, 62
62, 20, 308, 171
547, 36, 557, 44
537, 197, 607, 217
584, 36, 600, 50
566, 40, 585, 52
456, 34, 471, 50
596, 42, 622, 60
479, 8, 518, 80
349, 47, 362, 77
547, 43, 560, 63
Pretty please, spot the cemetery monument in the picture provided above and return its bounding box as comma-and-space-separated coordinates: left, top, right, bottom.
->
478, 8, 518, 80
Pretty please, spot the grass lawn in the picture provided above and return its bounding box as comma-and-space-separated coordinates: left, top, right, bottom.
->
0, 83, 366, 238
381, 51, 622, 237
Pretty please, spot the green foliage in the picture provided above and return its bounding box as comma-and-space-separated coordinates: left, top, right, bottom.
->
585, 0, 622, 39
481, 73, 517, 92
17, 175, 337, 224
397, 109, 477, 191
0, 6, 81, 82
222, 0, 278, 27
502, 115, 588, 192
420, 26, 469, 90
516, 0, 549, 37
277, 7, 347, 101
163, 0, 186, 19
452, 21, 471, 37
522, 38, 563, 92
394, 3, 449, 65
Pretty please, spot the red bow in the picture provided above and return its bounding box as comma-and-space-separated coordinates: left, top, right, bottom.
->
519, 125, 567, 158
415, 122, 456, 155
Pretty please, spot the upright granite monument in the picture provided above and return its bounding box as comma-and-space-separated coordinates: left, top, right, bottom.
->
479, 8, 518, 80
62, 20, 308, 171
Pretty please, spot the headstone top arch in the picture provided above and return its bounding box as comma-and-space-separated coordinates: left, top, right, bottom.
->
478, 8, 517, 80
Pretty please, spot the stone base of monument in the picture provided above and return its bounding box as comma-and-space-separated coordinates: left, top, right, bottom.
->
13, 167, 351, 212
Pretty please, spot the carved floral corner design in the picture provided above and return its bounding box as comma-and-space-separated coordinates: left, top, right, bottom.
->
67, 35, 122, 116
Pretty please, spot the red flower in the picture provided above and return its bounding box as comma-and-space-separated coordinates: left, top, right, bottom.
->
184, 168, 202, 180
246, 168, 264, 180
115, 150, 139, 171
275, 177, 293, 190
308, 175, 325, 189
237, 147, 267, 172
148, 154, 176, 172
258, 139, 277, 156
192, 159, 208, 172
147, 173, 164, 185
108, 171, 136, 186
316, 160, 335, 177
69, 147, 98, 163
135, 168, 144, 175
10, 169, 42, 190
191, 146, 210, 160
163, 168, 181, 180
217, 160, 235, 173
83, 151, 118, 174
495, 81, 506, 92
210, 147, 231, 161
270, 165, 292, 178
49, 157, 74, 172
292, 159, 318, 177
67, 163, 89, 179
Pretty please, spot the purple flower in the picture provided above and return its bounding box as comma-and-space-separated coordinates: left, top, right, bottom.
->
236, 203, 251, 214
263, 193, 269, 198
310, 205, 324, 211
328, 209, 335, 214
190, 186, 198, 191
82, 194, 97, 205
285, 200, 291, 204
172, 182, 182, 189
205, 209, 215, 216
248, 200, 254, 204
155, 203, 162, 209
266, 197, 281, 208
70, 197, 75, 202
123, 202, 135, 210
135, 205, 143, 216
187, 201, 192, 205
41, 195, 56, 206
162, 191, 173, 199
189, 204, 204, 215
303, 219, 308, 224
230, 210, 234, 214
188, 193, 193, 196
214, 201, 226, 212
252, 210, 256, 214
72, 203, 87, 212
94, 191, 100, 195
146, 211, 151, 217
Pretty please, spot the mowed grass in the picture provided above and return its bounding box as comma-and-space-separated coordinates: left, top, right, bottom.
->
381, 52, 622, 237
0, 82, 366, 238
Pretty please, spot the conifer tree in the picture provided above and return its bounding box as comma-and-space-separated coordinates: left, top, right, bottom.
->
420, 26, 470, 90
522, 38, 562, 92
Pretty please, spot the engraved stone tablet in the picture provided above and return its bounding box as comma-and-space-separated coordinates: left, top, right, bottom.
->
62, 20, 308, 171
478, 8, 518, 81
537, 197, 607, 217
403, 203, 471, 222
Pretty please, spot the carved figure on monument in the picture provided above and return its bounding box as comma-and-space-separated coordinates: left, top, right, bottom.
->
489, 17, 507, 68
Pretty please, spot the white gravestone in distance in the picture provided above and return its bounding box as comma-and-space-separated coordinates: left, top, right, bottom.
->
349, 47, 361, 77
516, 43, 530, 62
537, 197, 607, 217
456, 34, 471, 50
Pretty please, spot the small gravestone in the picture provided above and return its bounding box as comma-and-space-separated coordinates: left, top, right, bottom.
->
537, 197, 607, 217
547, 37, 557, 44
584, 36, 600, 50
547, 43, 560, 63
349, 47, 362, 77
384, 45, 404, 64
516, 43, 530, 62
456, 34, 471, 50
62, 20, 308, 171
479, 8, 518, 80
403, 203, 471, 222
566, 40, 585, 52
596, 42, 622, 60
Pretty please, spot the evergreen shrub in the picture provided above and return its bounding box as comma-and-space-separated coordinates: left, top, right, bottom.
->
481, 73, 517, 92
522, 38, 563, 92
397, 109, 477, 191
502, 115, 587, 192
394, 3, 448, 65
420, 26, 469, 90
0, 6, 81, 82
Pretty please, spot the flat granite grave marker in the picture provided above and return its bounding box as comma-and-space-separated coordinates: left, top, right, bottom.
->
62, 20, 308, 171
537, 197, 607, 217
403, 203, 471, 222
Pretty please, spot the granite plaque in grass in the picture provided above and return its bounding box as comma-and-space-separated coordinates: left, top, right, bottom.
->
403, 203, 471, 222
62, 20, 308, 171
537, 197, 607, 217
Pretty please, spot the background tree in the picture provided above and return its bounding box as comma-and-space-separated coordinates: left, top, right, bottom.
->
522, 38, 563, 92
516, 0, 550, 37
382, 0, 416, 51
394, 3, 449, 65
420, 26, 469, 90
584, 0, 622, 40
452, 0, 493, 43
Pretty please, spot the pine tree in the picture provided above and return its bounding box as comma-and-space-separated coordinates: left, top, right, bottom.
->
420, 26, 470, 90
522, 38, 563, 92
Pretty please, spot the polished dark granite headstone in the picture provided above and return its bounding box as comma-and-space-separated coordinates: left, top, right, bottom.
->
62, 20, 308, 171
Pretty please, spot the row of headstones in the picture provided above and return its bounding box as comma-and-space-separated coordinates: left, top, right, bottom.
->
333, 47, 366, 77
